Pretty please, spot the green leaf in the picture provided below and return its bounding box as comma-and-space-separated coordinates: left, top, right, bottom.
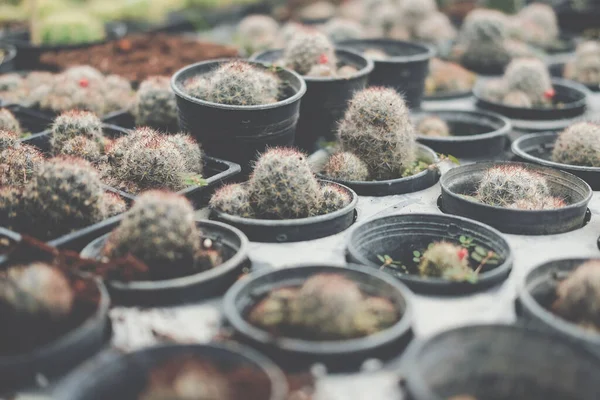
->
447, 154, 460, 165
182, 174, 207, 187
413, 257, 420, 263
377, 255, 385, 262
459, 235, 467, 243
474, 246, 488, 257
486, 259, 499, 265
413, 251, 421, 257
471, 252, 483, 262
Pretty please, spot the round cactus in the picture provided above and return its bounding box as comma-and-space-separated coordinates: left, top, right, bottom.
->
337, 87, 416, 180
552, 122, 600, 167
319, 184, 351, 215
0, 186, 22, 230
104, 75, 135, 113
164, 133, 203, 175
476, 164, 551, 207
459, 9, 511, 71
564, 41, 600, 85
209, 183, 254, 218
479, 78, 508, 102
399, 0, 437, 22
62, 65, 105, 84
101, 192, 127, 217
40, 74, 106, 115
283, 29, 337, 75
322, 18, 364, 42
102, 190, 202, 278
0, 129, 18, 151
553, 260, 600, 330
0, 145, 44, 187
415, 12, 457, 46
0, 108, 21, 135
504, 58, 553, 106
50, 110, 104, 155
418, 241, 471, 278
517, 3, 558, 47
363, 48, 389, 61
508, 196, 566, 210
353, 296, 398, 335
134, 76, 179, 130
426, 59, 476, 94
307, 64, 336, 77
248, 287, 299, 329
416, 116, 450, 137
502, 90, 533, 108
59, 136, 104, 164
322, 152, 370, 181
248, 148, 322, 219
298, 1, 336, 20
33, 10, 106, 46
237, 14, 279, 53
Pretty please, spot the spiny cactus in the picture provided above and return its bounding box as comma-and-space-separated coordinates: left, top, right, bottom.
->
552, 122, 600, 167
0, 108, 21, 135
248, 287, 299, 329
476, 165, 550, 207
459, 9, 511, 71
134, 76, 179, 130
337, 87, 416, 180
418, 241, 471, 278
0, 129, 18, 150
0, 186, 22, 230
307, 64, 336, 77
102, 191, 202, 279
508, 196, 566, 210
552, 260, 600, 330
417, 116, 450, 137
283, 29, 337, 75
40, 75, 106, 116
504, 58, 553, 106
321, 152, 369, 181
322, 18, 364, 42
33, 10, 106, 46
503, 90, 533, 107
59, 136, 104, 164
298, 1, 336, 20
63, 65, 104, 84
479, 79, 508, 102
104, 74, 135, 113
564, 41, 600, 85
248, 148, 322, 219
164, 133, 203, 175
353, 296, 398, 336
415, 12, 457, 46
237, 14, 279, 53
0, 145, 44, 187
517, 3, 558, 48
363, 48, 389, 61
50, 110, 104, 155
426, 59, 476, 94
319, 184, 351, 214
101, 192, 127, 217
399, 0, 437, 23
209, 183, 254, 218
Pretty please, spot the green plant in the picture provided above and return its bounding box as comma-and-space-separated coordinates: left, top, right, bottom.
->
59, 136, 104, 164
134, 76, 179, 130
0, 108, 21, 135
353, 296, 398, 336
321, 152, 370, 181
248, 287, 299, 328
319, 184, 351, 214
209, 183, 254, 218
504, 58, 554, 106
33, 11, 106, 46
282, 28, 337, 75
50, 110, 104, 155
417, 241, 473, 281
101, 192, 127, 217
552, 122, 600, 167
0, 129, 18, 150
0, 144, 44, 187
475, 164, 550, 207
416, 115, 450, 137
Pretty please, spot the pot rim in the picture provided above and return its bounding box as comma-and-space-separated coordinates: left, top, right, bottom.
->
336, 38, 436, 63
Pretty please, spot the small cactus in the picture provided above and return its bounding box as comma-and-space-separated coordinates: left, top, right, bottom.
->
0, 73, 23, 92
248, 287, 299, 328
319, 184, 351, 214
321, 152, 370, 181
363, 48, 389, 61
508, 196, 566, 210
399, 0, 437, 23
104, 75, 135, 113
414, 12, 456, 46
517, 3, 558, 48
134, 76, 179, 131
283, 29, 337, 75
459, 9, 511, 71
418, 241, 471, 278
552, 122, 600, 167
62, 65, 104, 84
298, 1, 336, 21
479, 79, 508, 102
237, 14, 279, 53
0, 186, 22, 230
307, 64, 336, 77
0, 108, 21, 135
353, 296, 398, 336
50, 110, 104, 155
476, 164, 551, 207
59, 136, 104, 164
504, 58, 553, 106
564, 41, 600, 86
0, 129, 18, 151
33, 10, 106, 46
416, 116, 450, 137
209, 183, 254, 218
553, 260, 600, 330
40, 74, 106, 115
337, 87, 416, 180
0, 144, 44, 187
502, 90, 533, 108
164, 133, 204, 175
322, 18, 364, 42
102, 191, 203, 279
101, 192, 127, 217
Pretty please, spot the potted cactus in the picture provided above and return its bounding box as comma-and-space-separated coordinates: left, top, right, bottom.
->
80, 191, 250, 306
209, 147, 357, 242
423, 58, 476, 100
511, 3, 575, 54
550, 40, 600, 92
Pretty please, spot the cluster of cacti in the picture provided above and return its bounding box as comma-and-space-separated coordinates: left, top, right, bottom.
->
134, 76, 179, 130
513, 3, 559, 49
236, 14, 279, 54
210, 148, 351, 219
425, 58, 477, 95
552, 122, 600, 167
416, 116, 450, 137
282, 28, 338, 76
0, 128, 18, 150
0, 108, 21, 135
184, 61, 281, 106
321, 152, 369, 181
0, 144, 44, 186
32, 10, 106, 46
564, 41, 600, 86
322, 17, 364, 42
418, 241, 471, 278
249, 273, 398, 339
552, 260, 600, 332
103, 191, 222, 279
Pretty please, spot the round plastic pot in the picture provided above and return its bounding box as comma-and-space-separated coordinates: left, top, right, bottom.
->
345, 213, 513, 295
53, 342, 288, 400
413, 109, 511, 159
544, 34, 577, 55
210, 180, 358, 243
439, 161, 593, 235
548, 62, 600, 92
171, 59, 307, 175
0, 273, 111, 391
422, 88, 472, 102
337, 39, 435, 109
512, 131, 600, 191
474, 78, 588, 121
0, 44, 17, 73
80, 220, 250, 307
223, 264, 414, 372
251, 49, 373, 153
400, 324, 600, 400
316, 144, 439, 196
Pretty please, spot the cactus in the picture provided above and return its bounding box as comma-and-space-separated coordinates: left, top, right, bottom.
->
237, 14, 279, 53
104, 75, 135, 113
321, 152, 370, 181
102, 192, 127, 217
33, 11, 106, 46
0, 129, 18, 151
399, 0, 437, 23
504, 58, 554, 106
134, 76, 179, 130
502, 90, 533, 108
0, 186, 22, 230
415, 12, 457, 47
59, 136, 104, 164
337, 87, 416, 180
476, 165, 551, 207
40, 74, 106, 115
508, 196, 566, 210
307, 64, 336, 77
248, 287, 299, 328
418, 241, 471, 278
479, 78, 508, 102
50, 110, 104, 155
322, 18, 364, 42
552, 122, 600, 167
277, 22, 304, 46
319, 184, 351, 214
426, 59, 476, 94
283, 29, 337, 75
552, 260, 600, 330
0, 145, 44, 187
62, 65, 105, 84
363, 48, 389, 61
248, 148, 322, 219
0, 108, 21, 135
416, 116, 450, 137
164, 133, 203, 175
209, 183, 254, 218
102, 191, 202, 278
353, 296, 398, 335
564, 41, 600, 85
298, 1, 336, 20
459, 9, 511, 71
0, 73, 23, 92
517, 3, 558, 47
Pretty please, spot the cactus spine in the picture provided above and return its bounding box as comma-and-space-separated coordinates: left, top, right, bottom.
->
209, 183, 254, 218
459, 9, 511, 71
476, 165, 550, 207
0, 145, 44, 187
319, 184, 351, 214
50, 110, 104, 155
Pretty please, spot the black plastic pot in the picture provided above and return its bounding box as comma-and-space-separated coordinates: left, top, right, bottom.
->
3, 104, 53, 136
399, 324, 600, 400
102, 109, 136, 130
337, 39, 435, 109
78, 220, 250, 306
0, 43, 16, 73
172, 59, 306, 175
0, 263, 111, 392
251, 49, 373, 153
346, 213, 513, 295
512, 131, 600, 191
315, 145, 439, 196
516, 258, 600, 356
548, 61, 600, 92
54, 342, 288, 400
422, 88, 472, 102
413, 109, 511, 160
211, 180, 357, 243
0, 227, 20, 264
223, 263, 414, 372
439, 161, 593, 235
474, 78, 588, 121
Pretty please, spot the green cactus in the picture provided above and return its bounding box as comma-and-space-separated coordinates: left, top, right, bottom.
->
134, 76, 179, 131
418, 241, 471, 278
459, 9, 511, 72
0, 129, 18, 151
353, 296, 398, 336
164, 133, 204, 175
475, 164, 551, 207
552, 122, 600, 167
0, 108, 21, 135
504, 58, 553, 106
209, 183, 254, 218
237, 14, 279, 54
321, 152, 370, 181
283, 28, 337, 75
50, 110, 104, 156
337, 87, 416, 180
248, 148, 322, 219
502, 90, 533, 108
0, 145, 44, 187
416, 116, 450, 137
248, 287, 299, 329
102, 190, 203, 279
319, 184, 351, 214
322, 18, 364, 42
33, 11, 106, 46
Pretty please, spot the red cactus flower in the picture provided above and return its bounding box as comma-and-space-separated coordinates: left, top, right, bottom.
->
544, 88, 555, 100
458, 248, 468, 261
318, 53, 329, 65
79, 78, 89, 88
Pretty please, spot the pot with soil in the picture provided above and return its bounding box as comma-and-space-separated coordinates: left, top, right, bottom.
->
172, 59, 306, 174
312, 87, 440, 196
474, 59, 588, 121
346, 214, 512, 295
423, 58, 476, 101
336, 39, 434, 109
223, 263, 414, 371
209, 148, 357, 242
512, 122, 600, 190
54, 342, 287, 400
251, 28, 373, 153
439, 161, 593, 235
399, 324, 600, 400
0, 244, 110, 391
0, 44, 16, 74
548, 40, 600, 92
79, 191, 250, 306
413, 109, 511, 160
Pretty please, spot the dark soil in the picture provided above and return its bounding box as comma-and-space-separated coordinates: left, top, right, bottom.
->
39, 33, 240, 84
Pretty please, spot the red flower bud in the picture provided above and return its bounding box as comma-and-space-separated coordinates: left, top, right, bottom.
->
544, 88, 555, 99
79, 78, 89, 88
458, 248, 468, 261
319, 54, 329, 65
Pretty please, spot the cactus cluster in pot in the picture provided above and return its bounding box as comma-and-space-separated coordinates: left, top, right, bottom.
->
552, 122, 600, 168
510, 3, 559, 50
210, 148, 351, 220
564, 41, 600, 87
